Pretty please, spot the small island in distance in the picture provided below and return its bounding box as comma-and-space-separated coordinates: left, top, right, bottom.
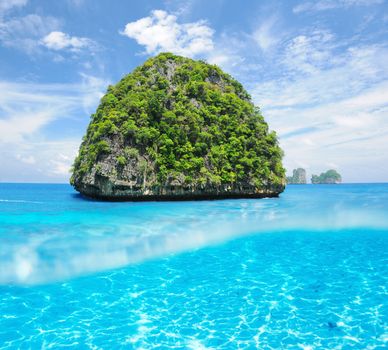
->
287, 168, 342, 184
286, 168, 307, 184
311, 169, 342, 184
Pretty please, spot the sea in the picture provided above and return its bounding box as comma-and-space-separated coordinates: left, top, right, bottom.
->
0, 183, 387, 349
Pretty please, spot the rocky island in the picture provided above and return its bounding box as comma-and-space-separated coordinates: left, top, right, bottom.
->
286, 168, 307, 184
71, 53, 285, 201
311, 169, 342, 184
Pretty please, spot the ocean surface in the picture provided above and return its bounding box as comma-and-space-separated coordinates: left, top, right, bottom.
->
0, 183, 387, 349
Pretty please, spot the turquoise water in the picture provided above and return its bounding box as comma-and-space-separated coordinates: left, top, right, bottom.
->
0, 184, 387, 349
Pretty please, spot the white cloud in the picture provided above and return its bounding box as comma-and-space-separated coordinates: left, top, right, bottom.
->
252, 16, 280, 52
0, 14, 96, 56
16, 154, 36, 164
282, 30, 336, 74
293, 0, 384, 13
79, 73, 107, 111
254, 43, 388, 109
0, 139, 81, 182
120, 9, 244, 72
49, 153, 73, 176
162, 0, 196, 17
205, 31, 246, 71
121, 9, 214, 57
42, 31, 96, 52
250, 34, 388, 182
0, 14, 61, 53
0, 0, 27, 15
0, 109, 56, 143
0, 75, 109, 182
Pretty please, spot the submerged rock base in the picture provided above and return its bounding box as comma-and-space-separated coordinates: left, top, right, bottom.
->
75, 179, 284, 201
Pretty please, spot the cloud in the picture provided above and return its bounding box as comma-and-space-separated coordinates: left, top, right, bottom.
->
79, 73, 107, 111
0, 139, 81, 182
42, 31, 97, 52
204, 31, 246, 72
0, 0, 27, 16
49, 153, 73, 176
252, 16, 281, 52
0, 13, 96, 56
120, 9, 244, 72
16, 154, 35, 164
121, 9, 214, 57
0, 14, 61, 53
0, 77, 107, 142
249, 33, 388, 182
282, 30, 336, 74
293, 0, 384, 13
253, 43, 388, 109
162, 0, 196, 16
0, 109, 56, 143
0, 75, 108, 182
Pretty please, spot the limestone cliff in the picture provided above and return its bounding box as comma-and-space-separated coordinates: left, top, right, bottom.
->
287, 168, 307, 184
71, 53, 285, 200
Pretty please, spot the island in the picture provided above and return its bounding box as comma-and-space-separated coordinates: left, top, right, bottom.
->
70, 53, 285, 201
286, 168, 307, 184
311, 169, 342, 184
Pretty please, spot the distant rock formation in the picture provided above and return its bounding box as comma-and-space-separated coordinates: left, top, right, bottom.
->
311, 169, 342, 184
287, 168, 307, 184
70, 53, 286, 201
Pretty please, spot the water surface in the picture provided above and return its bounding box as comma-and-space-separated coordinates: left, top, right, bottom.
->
0, 183, 387, 348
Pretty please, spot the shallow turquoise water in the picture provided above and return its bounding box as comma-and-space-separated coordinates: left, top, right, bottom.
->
0, 184, 387, 349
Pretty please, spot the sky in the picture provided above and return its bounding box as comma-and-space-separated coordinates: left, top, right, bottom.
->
0, 0, 387, 183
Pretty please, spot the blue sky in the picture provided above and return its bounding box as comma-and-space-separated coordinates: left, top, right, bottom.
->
0, 0, 387, 183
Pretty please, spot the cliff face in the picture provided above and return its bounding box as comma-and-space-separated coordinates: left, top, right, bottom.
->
286, 168, 307, 184
71, 53, 285, 201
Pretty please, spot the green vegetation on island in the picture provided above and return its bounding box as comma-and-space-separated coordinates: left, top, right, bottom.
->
286, 168, 307, 184
311, 169, 342, 184
71, 53, 285, 200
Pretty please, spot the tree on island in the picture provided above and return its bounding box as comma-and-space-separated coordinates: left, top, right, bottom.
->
311, 169, 342, 184
286, 168, 306, 184
70, 53, 285, 200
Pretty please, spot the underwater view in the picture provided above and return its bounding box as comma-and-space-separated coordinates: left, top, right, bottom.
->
0, 183, 387, 349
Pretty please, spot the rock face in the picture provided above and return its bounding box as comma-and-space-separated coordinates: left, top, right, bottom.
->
286, 168, 306, 184
311, 169, 342, 184
71, 53, 285, 201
